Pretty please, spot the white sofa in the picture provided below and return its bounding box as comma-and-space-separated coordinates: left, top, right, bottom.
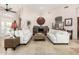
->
47, 29, 70, 44
15, 29, 32, 44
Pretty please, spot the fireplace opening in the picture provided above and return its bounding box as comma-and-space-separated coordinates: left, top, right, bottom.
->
38, 28, 44, 32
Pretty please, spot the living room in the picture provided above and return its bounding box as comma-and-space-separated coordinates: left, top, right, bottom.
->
0, 4, 79, 55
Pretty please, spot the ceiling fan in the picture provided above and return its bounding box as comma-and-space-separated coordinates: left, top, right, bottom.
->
0, 4, 16, 13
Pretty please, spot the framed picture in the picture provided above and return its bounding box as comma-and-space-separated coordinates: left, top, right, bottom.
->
65, 18, 72, 26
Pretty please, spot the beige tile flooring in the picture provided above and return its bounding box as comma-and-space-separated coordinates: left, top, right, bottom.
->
0, 37, 79, 55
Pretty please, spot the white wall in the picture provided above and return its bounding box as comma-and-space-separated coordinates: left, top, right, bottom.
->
19, 5, 78, 39
20, 5, 55, 32
20, 6, 39, 31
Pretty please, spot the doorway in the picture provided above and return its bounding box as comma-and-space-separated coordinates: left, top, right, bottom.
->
55, 16, 62, 29
77, 17, 79, 39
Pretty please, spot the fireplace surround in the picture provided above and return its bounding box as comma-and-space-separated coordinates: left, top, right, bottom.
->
33, 26, 49, 35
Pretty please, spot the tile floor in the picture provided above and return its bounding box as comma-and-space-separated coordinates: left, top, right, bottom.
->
0, 37, 79, 55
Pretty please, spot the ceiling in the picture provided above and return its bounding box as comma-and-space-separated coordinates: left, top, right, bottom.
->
0, 4, 79, 13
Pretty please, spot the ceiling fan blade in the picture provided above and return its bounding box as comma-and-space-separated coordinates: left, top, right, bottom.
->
0, 4, 17, 13
9, 10, 16, 13
5, 8, 12, 11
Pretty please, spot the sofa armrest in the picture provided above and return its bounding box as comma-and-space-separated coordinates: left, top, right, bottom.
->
14, 37, 20, 46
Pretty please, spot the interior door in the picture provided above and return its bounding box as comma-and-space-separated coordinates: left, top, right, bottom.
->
77, 17, 79, 39
55, 16, 62, 29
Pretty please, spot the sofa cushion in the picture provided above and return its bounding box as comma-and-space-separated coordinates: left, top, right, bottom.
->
15, 29, 32, 44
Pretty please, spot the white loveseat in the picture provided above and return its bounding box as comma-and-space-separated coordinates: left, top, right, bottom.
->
47, 29, 70, 45
15, 29, 32, 44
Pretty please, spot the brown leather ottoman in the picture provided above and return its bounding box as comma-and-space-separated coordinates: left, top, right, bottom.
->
4, 37, 20, 51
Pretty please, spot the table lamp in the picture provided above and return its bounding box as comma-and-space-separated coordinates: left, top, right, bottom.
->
11, 20, 17, 37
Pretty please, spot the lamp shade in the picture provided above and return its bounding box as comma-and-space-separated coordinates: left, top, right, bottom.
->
11, 21, 17, 30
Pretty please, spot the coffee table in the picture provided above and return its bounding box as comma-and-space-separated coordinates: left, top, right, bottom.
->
34, 33, 46, 41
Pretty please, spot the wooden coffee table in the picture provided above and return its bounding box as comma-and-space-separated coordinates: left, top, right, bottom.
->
34, 33, 46, 41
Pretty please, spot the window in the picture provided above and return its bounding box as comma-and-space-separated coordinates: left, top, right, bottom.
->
0, 21, 12, 37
